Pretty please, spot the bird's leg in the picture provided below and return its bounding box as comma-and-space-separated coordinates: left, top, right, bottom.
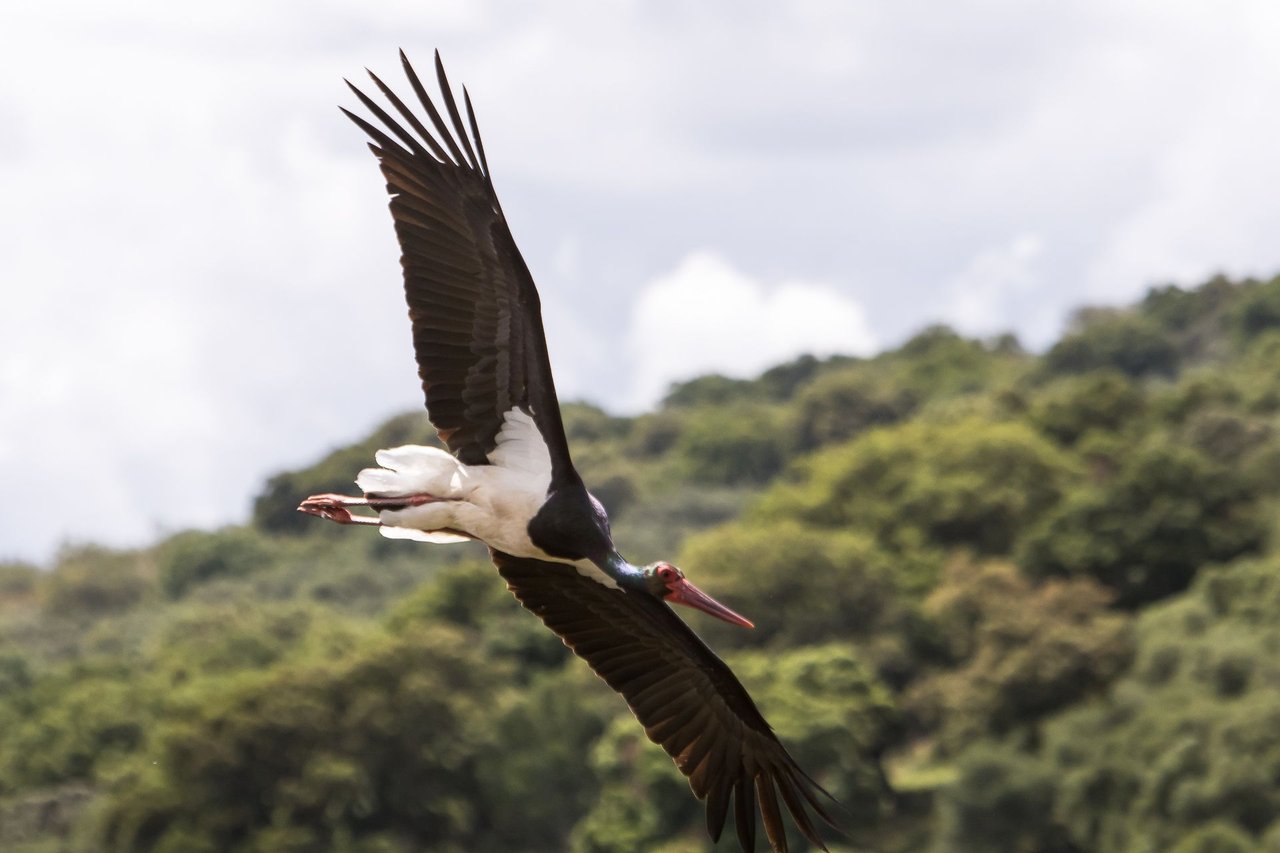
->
297, 492, 441, 524
297, 493, 378, 525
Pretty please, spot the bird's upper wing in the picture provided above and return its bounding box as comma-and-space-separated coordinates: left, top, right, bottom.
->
343, 52, 578, 487
491, 551, 837, 853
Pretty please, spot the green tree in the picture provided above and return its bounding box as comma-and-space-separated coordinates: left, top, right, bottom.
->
1027, 371, 1146, 447
934, 555, 1280, 853
663, 374, 757, 408
0, 561, 38, 600
41, 546, 152, 617
474, 665, 618, 851
1171, 823, 1260, 853
888, 325, 1025, 400
793, 367, 918, 450
1044, 310, 1180, 379
674, 404, 790, 486
1018, 436, 1266, 606
1229, 274, 1280, 341
387, 561, 568, 678
758, 419, 1076, 556
0, 663, 152, 792
156, 528, 274, 598
88, 626, 504, 852
932, 744, 1077, 853
677, 521, 929, 684
904, 559, 1132, 753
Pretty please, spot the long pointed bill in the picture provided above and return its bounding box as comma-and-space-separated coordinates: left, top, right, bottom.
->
667, 579, 755, 628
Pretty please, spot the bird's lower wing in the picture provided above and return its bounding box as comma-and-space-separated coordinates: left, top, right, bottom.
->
490, 550, 838, 853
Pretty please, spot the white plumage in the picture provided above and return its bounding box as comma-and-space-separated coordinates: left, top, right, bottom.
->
487, 408, 553, 476
354, 409, 553, 556
350, 408, 618, 588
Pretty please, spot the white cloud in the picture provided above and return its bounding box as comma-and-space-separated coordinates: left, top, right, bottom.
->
623, 251, 876, 411
946, 234, 1046, 339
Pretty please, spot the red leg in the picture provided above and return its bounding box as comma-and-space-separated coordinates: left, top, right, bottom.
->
297, 494, 380, 525
297, 492, 443, 525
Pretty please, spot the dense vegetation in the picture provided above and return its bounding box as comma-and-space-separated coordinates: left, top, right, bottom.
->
4, 273, 1280, 851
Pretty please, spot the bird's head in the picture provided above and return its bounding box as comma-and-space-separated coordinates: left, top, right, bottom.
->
643, 562, 754, 629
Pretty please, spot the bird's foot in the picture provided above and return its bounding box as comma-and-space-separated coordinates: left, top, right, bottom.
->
298, 492, 444, 524
297, 493, 380, 525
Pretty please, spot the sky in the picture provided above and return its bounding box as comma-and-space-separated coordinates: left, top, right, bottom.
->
3, 0, 1280, 563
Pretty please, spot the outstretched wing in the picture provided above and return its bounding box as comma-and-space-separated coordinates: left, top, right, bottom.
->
343, 52, 578, 488
492, 551, 838, 853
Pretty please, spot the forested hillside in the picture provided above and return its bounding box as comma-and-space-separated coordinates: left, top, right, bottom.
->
4, 273, 1280, 852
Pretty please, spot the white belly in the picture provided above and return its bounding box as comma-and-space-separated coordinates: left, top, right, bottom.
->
374, 462, 547, 556
377, 463, 618, 587
454, 466, 557, 559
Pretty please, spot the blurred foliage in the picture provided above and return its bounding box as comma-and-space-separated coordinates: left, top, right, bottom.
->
90, 626, 503, 852
156, 528, 274, 598
756, 419, 1076, 557
1026, 370, 1147, 447
1018, 435, 1267, 606
7, 272, 1280, 851
673, 404, 791, 485
1228, 274, 1280, 342
935, 555, 1280, 853
792, 366, 919, 450
386, 560, 568, 678
1043, 309, 1181, 379
903, 559, 1132, 753
0, 562, 39, 599
677, 521, 931, 688
40, 546, 153, 617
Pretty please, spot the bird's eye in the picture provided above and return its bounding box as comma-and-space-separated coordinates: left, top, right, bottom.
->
658, 565, 677, 581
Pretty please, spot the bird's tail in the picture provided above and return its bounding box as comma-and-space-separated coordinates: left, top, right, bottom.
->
356, 445, 462, 497
356, 445, 471, 544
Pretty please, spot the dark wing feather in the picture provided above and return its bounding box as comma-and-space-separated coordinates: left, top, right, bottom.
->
344, 52, 578, 486
492, 551, 837, 853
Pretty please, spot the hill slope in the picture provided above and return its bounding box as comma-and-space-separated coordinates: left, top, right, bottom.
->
3, 272, 1280, 851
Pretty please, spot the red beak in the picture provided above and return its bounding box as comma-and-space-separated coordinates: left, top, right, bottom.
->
666, 578, 755, 628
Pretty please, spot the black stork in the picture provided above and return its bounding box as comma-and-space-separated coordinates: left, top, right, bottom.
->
298, 51, 837, 853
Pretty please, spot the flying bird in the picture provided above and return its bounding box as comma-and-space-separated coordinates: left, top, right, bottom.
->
299, 51, 837, 853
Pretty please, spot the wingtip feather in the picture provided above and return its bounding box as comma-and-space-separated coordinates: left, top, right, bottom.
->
735, 770, 756, 852
774, 771, 828, 849
756, 775, 788, 853
706, 778, 732, 843
432, 50, 481, 172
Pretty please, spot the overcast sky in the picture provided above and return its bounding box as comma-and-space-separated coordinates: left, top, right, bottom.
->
3, 0, 1280, 563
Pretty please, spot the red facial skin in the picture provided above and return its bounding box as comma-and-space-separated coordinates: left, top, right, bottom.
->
654, 563, 755, 629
